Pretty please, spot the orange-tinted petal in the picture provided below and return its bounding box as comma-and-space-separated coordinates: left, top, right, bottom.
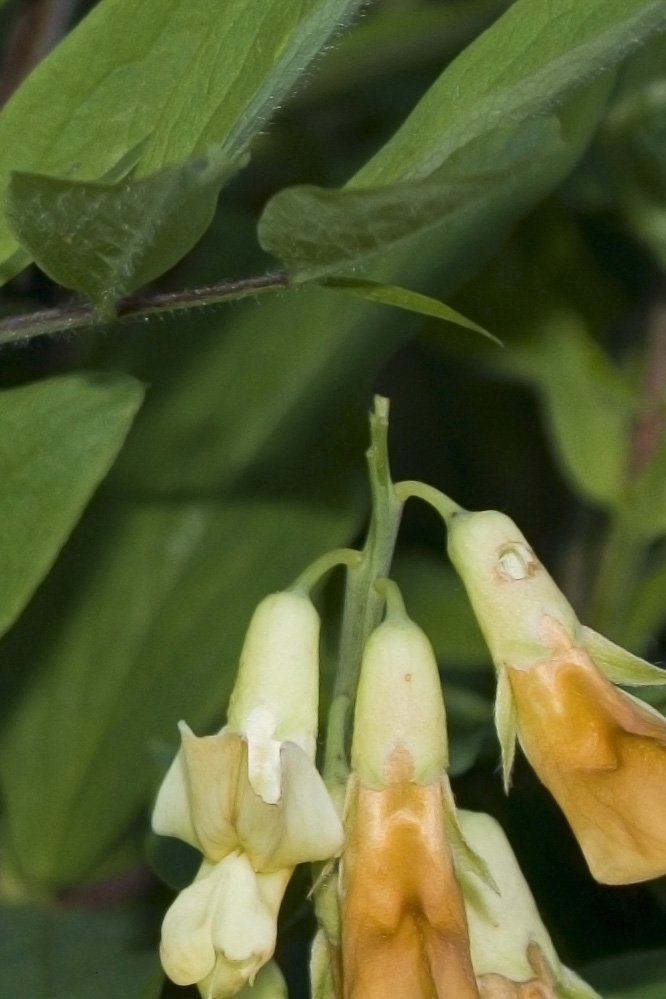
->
341, 778, 479, 999
509, 650, 666, 884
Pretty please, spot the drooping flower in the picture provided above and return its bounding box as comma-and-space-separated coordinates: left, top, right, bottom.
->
340, 581, 482, 999
446, 507, 666, 884
458, 810, 600, 999
153, 591, 345, 997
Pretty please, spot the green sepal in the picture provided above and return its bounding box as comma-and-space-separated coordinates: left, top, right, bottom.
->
440, 777, 498, 895
235, 961, 288, 998
582, 626, 666, 686
495, 665, 518, 791
310, 930, 339, 999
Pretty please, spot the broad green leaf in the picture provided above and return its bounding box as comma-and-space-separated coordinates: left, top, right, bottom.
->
583, 950, 666, 999
0, 499, 358, 889
498, 315, 636, 507
6, 151, 243, 314
259, 97, 608, 281
319, 278, 498, 342
0, 0, 365, 282
0, 903, 162, 999
259, 0, 666, 279
0, 373, 143, 640
351, 0, 666, 188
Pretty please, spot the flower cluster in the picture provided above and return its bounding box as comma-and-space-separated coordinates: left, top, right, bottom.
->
151, 495, 666, 998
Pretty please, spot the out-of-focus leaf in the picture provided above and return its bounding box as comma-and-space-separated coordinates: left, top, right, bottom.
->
626, 434, 666, 540
0, 499, 358, 889
0, 373, 143, 640
6, 151, 243, 314
498, 315, 636, 507
0, 0, 365, 282
619, 551, 666, 653
583, 950, 666, 999
393, 552, 491, 669
0, 903, 162, 998
319, 278, 497, 342
259, 94, 609, 281
350, 0, 666, 189
294, 0, 507, 106
601, 33, 666, 267
259, 0, 666, 279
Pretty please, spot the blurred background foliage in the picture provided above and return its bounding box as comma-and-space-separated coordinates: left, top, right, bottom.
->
0, 0, 666, 997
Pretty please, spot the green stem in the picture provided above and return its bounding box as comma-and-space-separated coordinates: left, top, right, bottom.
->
291, 548, 362, 596
394, 479, 464, 524
0, 271, 289, 347
323, 396, 404, 787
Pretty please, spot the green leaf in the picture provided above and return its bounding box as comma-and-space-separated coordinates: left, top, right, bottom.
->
582, 625, 666, 685
0, 499, 358, 889
583, 950, 666, 999
0, 373, 143, 640
259, 0, 666, 280
6, 151, 243, 314
499, 314, 636, 507
0, 903, 162, 999
350, 0, 666, 188
259, 99, 607, 281
319, 278, 498, 342
0, 0, 365, 282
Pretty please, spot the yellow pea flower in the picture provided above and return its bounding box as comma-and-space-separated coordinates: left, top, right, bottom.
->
446, 507, 666, 885
153, 591, 344, 997
340, 582, 482, 999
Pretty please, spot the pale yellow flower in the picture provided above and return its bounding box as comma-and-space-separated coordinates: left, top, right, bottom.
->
153, 591, 344, 997
458, 810, 600, 999
340, 587, 480, 999
447, 508, 666, 884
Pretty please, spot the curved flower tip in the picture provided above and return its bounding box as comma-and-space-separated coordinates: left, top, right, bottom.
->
458, 810, 600, 999
508, 641, 666, 885
341, 778, 479, 999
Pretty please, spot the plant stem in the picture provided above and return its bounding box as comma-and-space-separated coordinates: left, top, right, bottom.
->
291, 548, 362, 596
394, 479, 464, 523
323, 396, 403, 788
0, 271, 289, 347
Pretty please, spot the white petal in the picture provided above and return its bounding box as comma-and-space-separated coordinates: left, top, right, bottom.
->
152, 725, 201, 850
209, 854, 280, 964
160, 861, 219, 985
245, 706, 283, 804
240, 742, 344, 871
179, 725, 243, 861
